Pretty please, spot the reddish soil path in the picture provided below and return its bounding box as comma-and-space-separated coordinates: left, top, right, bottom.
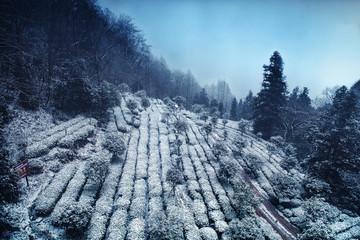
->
239, 170, 299, 240
211, 123, 300, 240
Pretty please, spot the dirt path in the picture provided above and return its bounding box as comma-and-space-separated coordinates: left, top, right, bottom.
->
209, 122, 300, 240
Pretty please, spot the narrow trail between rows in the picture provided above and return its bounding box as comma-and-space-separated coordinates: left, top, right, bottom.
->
183, 114, 299, 240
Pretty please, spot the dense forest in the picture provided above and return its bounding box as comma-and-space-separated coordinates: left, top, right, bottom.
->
1, 0, 360, 239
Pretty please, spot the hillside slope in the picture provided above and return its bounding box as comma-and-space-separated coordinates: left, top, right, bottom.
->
2, 93, 360, 239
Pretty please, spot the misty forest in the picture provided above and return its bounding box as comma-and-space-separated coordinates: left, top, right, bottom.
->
1, 0, 360, 239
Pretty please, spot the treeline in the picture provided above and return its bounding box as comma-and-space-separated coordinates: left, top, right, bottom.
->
233, 51, 360, 214
0, 0, 202, 115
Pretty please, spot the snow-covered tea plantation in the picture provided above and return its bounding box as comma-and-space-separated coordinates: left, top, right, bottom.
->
2, 93, 360, 240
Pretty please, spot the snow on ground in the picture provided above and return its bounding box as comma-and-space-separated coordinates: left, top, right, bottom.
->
2, 94, 359, 239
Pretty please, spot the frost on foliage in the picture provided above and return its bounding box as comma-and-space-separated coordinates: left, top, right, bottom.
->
127, 217, 145, 240
103, 131, 126, 162
303, 197, 341, 224
87, 165, 123, 240
225, 218, 264, 240
84, 153, 110, 186
232, 181, 259, 217
209, 210, 225, 222
212, 141, 228, 160
148, 198, 168, 240
51, 162, 86, 223
107, 209, 127, 240
58, 124, 96, 148
166, 205, 185, 240
214, 220, 228, 233
200, 227, 218, 240
299, 220, 334, 240
148, 175, 162, 198
126, 99, 138, 113
136, 154, 148, 180
55, 201, 93, 232
243, 153, 263, 179
218, 195, 237, 221
269, 172, 301, 199
192, 199, 209, 227
130, 197, 146, 219
166, 165, 184, 194
35, 163, 77, 215
113, 107, 129, 133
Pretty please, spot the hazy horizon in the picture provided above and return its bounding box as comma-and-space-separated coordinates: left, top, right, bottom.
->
98, 0, 360, 99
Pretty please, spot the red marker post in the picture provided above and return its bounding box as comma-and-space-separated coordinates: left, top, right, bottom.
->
9, 159, 30, 186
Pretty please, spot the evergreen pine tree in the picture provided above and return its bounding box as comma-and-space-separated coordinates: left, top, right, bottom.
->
230, 97, 238, 120
308, 86, 360, 213
242, 91, 255, 120
253, 51, 287, 139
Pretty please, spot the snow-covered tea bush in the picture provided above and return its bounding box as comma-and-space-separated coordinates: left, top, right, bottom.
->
243, 154, 263, 179
280, 155, 299, 171
103, 132, 126, 162
218, 160, 237, 184
303, 177, 331, 198
126, 99, 138, 112
212, 141, 228, 160
148, 210, 171, 240
232, 181, 259, 217
269, 172, 301, 199
84, 155, 110, 186
225, 218, 264, 240
299, 220, 334, 240
174, 119, 188, 134
135, 90, 146, 99
141, 98, 151, 110
55, 201, 93, 232
118, 83, 130, 93
166, 165, 184, 194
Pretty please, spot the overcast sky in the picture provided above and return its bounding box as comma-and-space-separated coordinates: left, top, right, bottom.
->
97, 0, 360, 99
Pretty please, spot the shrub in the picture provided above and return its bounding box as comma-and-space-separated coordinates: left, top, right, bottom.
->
238, 119, 250, 135
103, 132, 126, 162
212, 141, 228, 160
200, 112, 209, 122
225, 218, 264, 240
172, 96, 186, 109
141, 98, 151, 110
222, 119, 228, 126
163, 97, 171, 105
303, 177, 331, 198
174, 119, 188, 134
55, 202, 93, 232
126, 99, 138, 112
148, 211, 172, 240
0, 127, 20, 204
191, 104, 204, 115
281, 156, 299, 171
299, 220, 334, 240
232, 181, 259, 217
0, 160, 20, 204
166, 166, 184, 194
118, 83, 130, 93
135, 90, 147, 99
243, 154, 263, 179
233, 139, 247, 158
210, 117, 217, 126
84, 155, 110, 186
269, 173, 301, 199
303, 197, 340, 223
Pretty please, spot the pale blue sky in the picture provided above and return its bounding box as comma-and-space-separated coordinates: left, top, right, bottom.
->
98, 0, 360, 99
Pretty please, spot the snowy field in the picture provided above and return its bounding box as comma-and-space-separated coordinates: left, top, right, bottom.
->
2, 93, 360, 239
